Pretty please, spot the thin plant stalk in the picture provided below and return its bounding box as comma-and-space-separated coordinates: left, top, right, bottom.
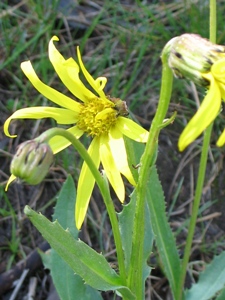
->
127, 49, 174, 299
176, 1, 217, 299
176, 124, 213, 300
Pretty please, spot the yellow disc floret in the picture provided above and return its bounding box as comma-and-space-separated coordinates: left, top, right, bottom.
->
77, 97, 117, 137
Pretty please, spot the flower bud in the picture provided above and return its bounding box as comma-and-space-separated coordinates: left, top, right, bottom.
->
10, 140, 54, 185
164, 34, 225, 86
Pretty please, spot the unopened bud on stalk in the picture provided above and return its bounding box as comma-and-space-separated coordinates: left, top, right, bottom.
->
10, 140, 54, 185
164, 33, 225, 86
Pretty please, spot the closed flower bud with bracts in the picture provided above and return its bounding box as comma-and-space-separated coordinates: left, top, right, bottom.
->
10, 140, 54, 185
163, 34, 225, 150
164, 33, 225, 86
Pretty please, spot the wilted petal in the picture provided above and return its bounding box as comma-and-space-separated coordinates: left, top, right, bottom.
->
116, 117, 148, 142
49, 36, 96, 102
75, 137, 101, 229
100, 134, 125, 202
21, 60, 81, 111
108, 127, 136, 186
4, 107, 79, 138
179, 73, 221, 151
49, 125, 84, 154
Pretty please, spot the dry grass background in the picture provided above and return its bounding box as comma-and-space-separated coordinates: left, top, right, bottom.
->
1, 0, 225, 299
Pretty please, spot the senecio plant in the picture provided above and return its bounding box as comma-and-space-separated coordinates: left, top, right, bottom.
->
4, 1, 225, 299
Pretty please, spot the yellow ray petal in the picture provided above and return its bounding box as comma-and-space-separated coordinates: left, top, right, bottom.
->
49, 125, 84, 154
211, 58, 225, 84
5, 174, 17, 191
100, 134, 125, 202
76, 47, 110, 101
179, 73, 221, 151
75, 137, 101, 229
108, 127, 136, 186
116, 117, 149, 142
218, 82, 225, 101
217, 128, 225, 147
49, 36, 96, 102
4, 107, 79, 138
95, 77, 108, 91
21, 60, 81, 111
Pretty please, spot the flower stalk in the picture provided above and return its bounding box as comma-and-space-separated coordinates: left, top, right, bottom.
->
127, 48, 174, 298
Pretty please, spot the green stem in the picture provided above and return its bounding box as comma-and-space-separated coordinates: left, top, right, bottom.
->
177, 1, 216, 299
176, 124, 213, 300
209, 0, 217, 43
127, 50, 173, 298
37, 128, 127, 284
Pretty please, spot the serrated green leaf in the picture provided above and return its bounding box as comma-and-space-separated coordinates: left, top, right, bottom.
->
120, 137, 153, 284
124, 136, 145, 182
216, 286, 225, 300
53, 175, 79, 237
185, 251, 225, 300
146, 165, 181, 298
41, 175, 102, 300
24, 205, 135, 299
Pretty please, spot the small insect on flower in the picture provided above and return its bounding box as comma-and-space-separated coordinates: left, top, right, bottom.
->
110, 97, 129, 117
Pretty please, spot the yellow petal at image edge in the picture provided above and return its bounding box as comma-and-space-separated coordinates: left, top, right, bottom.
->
21, 60, 81, 112
75, 137, 101, 229
178, 74, 221, 151
211, 58, 225, 83
217, 129, 225, 147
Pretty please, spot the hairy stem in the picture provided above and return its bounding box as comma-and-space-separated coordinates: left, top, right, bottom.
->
127, 49, 173, 299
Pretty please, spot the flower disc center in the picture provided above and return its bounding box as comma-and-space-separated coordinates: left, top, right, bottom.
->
77, 98, 117, 136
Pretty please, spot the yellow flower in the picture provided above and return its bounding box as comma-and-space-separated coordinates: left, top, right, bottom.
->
4, 36, 148, 229
178, 59, 225, 151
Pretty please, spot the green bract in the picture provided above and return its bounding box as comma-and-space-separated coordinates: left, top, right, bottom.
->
10, 140, 53, 185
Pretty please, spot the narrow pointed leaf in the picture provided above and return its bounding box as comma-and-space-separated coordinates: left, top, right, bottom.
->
146, 166, 181, 298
